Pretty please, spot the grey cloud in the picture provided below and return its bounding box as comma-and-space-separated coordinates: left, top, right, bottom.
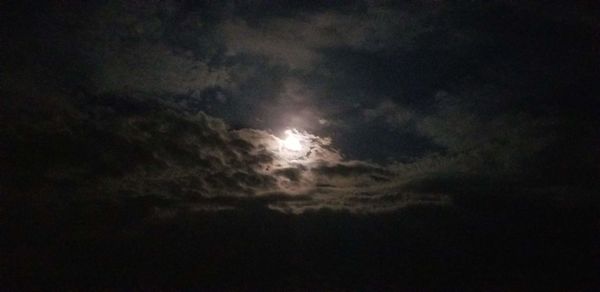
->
3, 74, 578, 218
274, 167, 305, 182
364, 90, 560, 182
45, 0, 234, 96
414, 91, 557, 178
3, 92, 449, 214
312, 161, 393, 178
363, 100, 414, 127
220, 9, 430, 69
93, 43, 231, 95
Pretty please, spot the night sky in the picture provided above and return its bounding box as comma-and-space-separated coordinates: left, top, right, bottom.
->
2, 0, 600, 290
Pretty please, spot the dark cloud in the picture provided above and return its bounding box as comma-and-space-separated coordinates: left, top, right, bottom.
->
2, 0, 598, 213
312, 161, 393, 178
2, 0, 600, 289
4, 193, 597, 290
220, 7, 429, 69
2, 0, 598, 209
1, 90, 438, 214
273, 167, 304, 182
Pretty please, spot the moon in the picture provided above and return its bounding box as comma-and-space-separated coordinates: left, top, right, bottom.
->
282, 130, 303, 151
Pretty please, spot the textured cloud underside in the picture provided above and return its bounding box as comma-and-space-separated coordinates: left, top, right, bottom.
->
1, 94, 451, 214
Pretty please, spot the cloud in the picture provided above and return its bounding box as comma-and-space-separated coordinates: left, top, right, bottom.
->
5, 86, 589, 216
93, 43, 231, 95
220, 9, 429, 69
0, 0, 233, 97
2, 92, 448, 214
414, 91, 559, 178
3, 0, 597, 218
80, 1, 233, 96
357, 90, 563, 183
363, 100, 414, 127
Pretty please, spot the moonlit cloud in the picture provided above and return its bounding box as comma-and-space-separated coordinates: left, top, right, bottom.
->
3, 1, 600, 289
94, 43, 231, 95
1, 91, 452, 214
3, 0, 596, 217
220, 9, 429, 69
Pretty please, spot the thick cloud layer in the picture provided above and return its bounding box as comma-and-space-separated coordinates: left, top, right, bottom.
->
2, 0, 599, 213
1, 92, 450, 214
2, 1, 600, 289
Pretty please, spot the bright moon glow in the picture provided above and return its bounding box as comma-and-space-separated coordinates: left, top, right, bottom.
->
281, 129, 303, 151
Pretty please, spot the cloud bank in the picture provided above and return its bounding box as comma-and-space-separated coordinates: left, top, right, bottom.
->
2, 0, 598, 215
1, 93, 450, 215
